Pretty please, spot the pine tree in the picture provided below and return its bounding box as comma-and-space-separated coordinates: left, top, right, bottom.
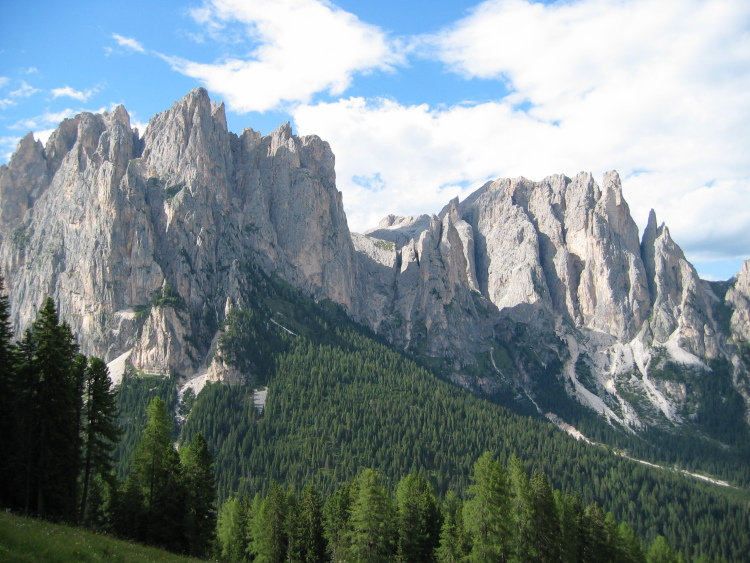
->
395, 473, 441, 562
508, 454, 534, 562
346, 469, 395, 563
324, 479, 354, 561
24, 298, 82, 519
217, 495, 250, 562
180, 432, 217, 558
529, 470, 561, 563
463, 452, 512, 562
252, 481, 288, 563
298, 483, 326, 563
616, 521, 646, 563
0, 274, 18, 509
128, 396, 185, 548
437, 490, 469, 563
79, 357, 121, 524
646, 536, 680, 563
555, 491, 584, 563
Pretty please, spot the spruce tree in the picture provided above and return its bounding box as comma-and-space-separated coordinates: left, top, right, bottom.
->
298, 483, 326, 563
463, 452, 512, 562
395, 473, 441, 562
324, 479, 354, 561
180, 432, 217, 557
508, 454, 534, 562
436, 490, 469, 563
252, 481, 288, 563
128, 396, 185, 548
345, 469, 395, 563
79, 357, 121, 523
0, 274, 18, 509
24, 298, 82, 519
217, 495, 250, 562
529, 470, 561, 563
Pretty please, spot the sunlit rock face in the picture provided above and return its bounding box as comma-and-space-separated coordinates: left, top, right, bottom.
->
1, 88, 747, 430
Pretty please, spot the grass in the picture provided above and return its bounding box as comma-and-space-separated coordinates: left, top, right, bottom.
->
0, 511, 204, 562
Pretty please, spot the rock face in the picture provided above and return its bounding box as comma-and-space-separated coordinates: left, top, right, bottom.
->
0, 89, 357, 379
0, 89, 747, 432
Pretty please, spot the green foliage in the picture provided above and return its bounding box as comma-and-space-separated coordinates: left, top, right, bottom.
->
113, 373, 176, 480
345, 469, 396, 563
164, 181, 185, 200
180, 432, 217, 558
463, 452, 512, 562
0, 511, 204, 562
151, 283, 186, 310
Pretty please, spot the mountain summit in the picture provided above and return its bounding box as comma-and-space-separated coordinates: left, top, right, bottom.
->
1, 89, 748, 435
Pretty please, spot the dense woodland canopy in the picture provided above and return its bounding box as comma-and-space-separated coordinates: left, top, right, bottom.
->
1, 269, 749, 561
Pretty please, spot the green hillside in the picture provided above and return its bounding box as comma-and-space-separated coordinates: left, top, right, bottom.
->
0, 511, 202, 562
109, 265, 750, 561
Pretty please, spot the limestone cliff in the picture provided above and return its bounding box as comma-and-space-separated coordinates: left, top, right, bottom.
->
0, 89, 747, 433
0, 88, 356, 380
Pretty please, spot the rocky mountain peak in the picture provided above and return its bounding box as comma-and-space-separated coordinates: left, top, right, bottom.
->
0, 89, 747, 435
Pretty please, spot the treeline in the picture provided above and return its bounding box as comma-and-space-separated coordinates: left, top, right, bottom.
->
110, 397, 216, 558
181, 331, 750, 561
216, 452, 685, 563
0, 281, 120, 524
0, 278, 218, 559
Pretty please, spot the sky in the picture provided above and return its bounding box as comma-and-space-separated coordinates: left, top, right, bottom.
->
1, 0, 749, 281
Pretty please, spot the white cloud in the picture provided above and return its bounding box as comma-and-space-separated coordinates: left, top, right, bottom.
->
0, 76, 9, 88
51, 86, 98, 102
0, 99, 16, 110
297, 0, 750, 265
164, 0, 404, 112
112, 33, 146, 53
10, 109, 77, 132
10, 81, 40, 98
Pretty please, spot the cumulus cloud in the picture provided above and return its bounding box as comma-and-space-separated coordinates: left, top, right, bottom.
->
112, 33, 146, 53
164, 0, 404, 112
52, 86, 98, 102
295, 0, 750, 265
10, 81, 40, 98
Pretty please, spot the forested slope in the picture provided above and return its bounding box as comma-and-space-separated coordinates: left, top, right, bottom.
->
110, 265, 750, 561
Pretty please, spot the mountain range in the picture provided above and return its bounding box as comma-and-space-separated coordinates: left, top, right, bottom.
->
1, 87, 748, 445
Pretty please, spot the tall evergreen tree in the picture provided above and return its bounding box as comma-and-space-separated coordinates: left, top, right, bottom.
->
23, 298, 82, 519
180, 432, 217, 558
437, 490, 469, 563
555, 491, 584, 563
251, 481, 288, 563
395, 473, 441, 562
345, 469, 395, 563
463, 452, 512, 562
298, 483, 326, 563
79, 357, 121, 523
508, 454, 534, 563
128, 396, 185, 548
217, 495, 251, 562
324, 479, 354, 562
0, 274, 18, 509
646, 536, 680, 563
529, 470, 561, 563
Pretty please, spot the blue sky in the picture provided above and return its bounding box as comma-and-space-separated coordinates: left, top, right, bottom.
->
1, 0, 749, 280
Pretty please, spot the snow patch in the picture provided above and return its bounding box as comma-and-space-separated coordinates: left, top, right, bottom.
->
254, 387, 268, 413
106, 349, 132, 387
665, 332, 705, 367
